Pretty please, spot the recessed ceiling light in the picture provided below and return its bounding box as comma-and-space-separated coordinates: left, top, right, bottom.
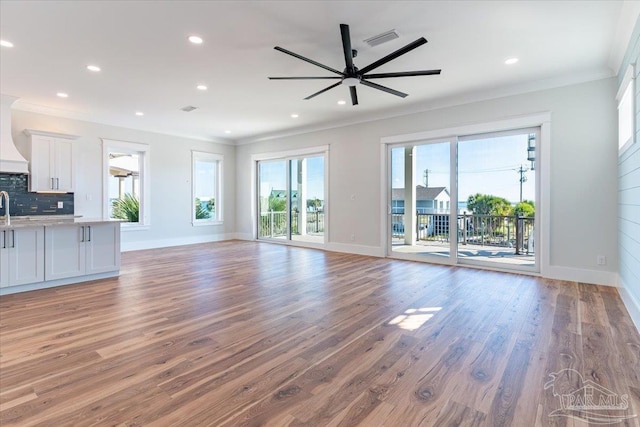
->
291, 113, 299, 118
504, 58, 519, 65
0, 40, 14, 48
87, 64, 101, 72
135, 111, 144, 116
56, 92, 69, 98
337, 100, 346, 105
196, 85, 207, 91
224, 130, 231, 134
188, 35, 203, 44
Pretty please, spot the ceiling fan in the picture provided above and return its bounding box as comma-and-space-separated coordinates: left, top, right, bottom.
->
269, 24, 441, 106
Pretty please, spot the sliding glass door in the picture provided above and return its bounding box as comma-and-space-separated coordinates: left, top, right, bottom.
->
258, 160, 288, 240
388, 127, 539, 273
257, 154, 326, 244
390, 140, 453, 260
457, 129, 538, 270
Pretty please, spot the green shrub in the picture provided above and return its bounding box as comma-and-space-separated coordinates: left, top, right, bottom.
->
112, 193, 139, 222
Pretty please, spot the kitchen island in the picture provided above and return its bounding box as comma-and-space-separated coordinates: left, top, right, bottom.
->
0, 216, 121, 295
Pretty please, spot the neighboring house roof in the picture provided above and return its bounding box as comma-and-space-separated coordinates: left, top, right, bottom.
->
392, 186, 449, 201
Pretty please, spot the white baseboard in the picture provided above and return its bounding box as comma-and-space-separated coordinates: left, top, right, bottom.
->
545, 265, 617, 287
234, 232, 254, 241
619, 276, 640, 333
231, 235, 384, 257
325, 242, 385, 258
121, 233, 236, 252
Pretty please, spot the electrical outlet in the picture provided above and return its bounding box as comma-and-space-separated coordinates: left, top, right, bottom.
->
350, 233, 356, 241
597, 255, 606, 266
86, 194, 92, 201
57, 201, 63, 209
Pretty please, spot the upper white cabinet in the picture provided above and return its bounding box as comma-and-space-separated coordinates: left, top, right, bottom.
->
24, 129, 79, 192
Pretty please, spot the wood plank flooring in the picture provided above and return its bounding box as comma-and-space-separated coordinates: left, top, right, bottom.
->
0, 240, 639, 426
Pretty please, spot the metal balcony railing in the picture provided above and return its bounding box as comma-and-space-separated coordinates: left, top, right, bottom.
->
259, 211, 325, 238
392, 212, 535, 255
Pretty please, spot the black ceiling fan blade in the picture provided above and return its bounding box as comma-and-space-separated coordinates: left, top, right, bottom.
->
364, 70, 441, 79
340, 24, 355, 74
269, 76, 342, 80
350, 86, 358, 105
274, 46, 344, 76
358, 38, 428, 75
304, 81, 342, 100
360, 80, 408, 98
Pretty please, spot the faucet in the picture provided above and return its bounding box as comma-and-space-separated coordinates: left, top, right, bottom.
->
0, 191, 9, 225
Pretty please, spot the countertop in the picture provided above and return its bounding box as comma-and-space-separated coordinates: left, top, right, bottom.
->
0, 215, 123, 229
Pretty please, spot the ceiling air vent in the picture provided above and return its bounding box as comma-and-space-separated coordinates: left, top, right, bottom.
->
364, 29, 399, 47
180, 105, 198, 112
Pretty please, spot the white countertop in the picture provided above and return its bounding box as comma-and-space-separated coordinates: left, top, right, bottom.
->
0, 216, 123, 229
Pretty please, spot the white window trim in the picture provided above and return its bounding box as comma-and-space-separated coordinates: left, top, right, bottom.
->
191, 150, 223, 226
101, 139, 151, 230
617, 63, 635, 154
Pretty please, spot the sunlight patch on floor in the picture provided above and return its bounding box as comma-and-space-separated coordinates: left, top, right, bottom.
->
388, 307, 442, 331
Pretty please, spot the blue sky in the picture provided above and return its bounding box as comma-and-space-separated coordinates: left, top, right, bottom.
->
392, 133, 536, 205
258, 156, 325, 201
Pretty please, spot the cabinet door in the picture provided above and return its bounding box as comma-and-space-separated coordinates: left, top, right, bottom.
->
53, 139, 74, 192
0, 231, 8, 288
29, 136, 55, 192
8, 227, 45, 286
45, 226, 85, 280
85, 223, 120, 274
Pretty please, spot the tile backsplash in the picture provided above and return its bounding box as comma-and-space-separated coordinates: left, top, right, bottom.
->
0, 173, 74, 216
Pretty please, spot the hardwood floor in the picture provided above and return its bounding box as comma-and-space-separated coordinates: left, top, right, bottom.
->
1, 240, 639, 426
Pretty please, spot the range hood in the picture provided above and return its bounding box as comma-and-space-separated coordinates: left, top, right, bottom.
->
0, 94, 29, 174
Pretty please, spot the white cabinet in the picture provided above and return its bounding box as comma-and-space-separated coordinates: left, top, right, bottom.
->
44, 225, 84, 280
45, 222, 120, 281
85, 223, 121, 274
24, 129, 79, 192
0, 227, 45, 288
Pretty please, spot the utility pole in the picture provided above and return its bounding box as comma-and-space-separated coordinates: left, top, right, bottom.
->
423, 169, 429, 187
516, 165, 528, 202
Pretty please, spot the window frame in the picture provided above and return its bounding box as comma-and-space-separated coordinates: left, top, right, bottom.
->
251, 145, 329, 246
191, 150, 223, 226
101, 139, 151, 230
617, 63, 635, 155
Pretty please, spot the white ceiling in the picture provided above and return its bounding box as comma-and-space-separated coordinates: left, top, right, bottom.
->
0, 1, 636, 144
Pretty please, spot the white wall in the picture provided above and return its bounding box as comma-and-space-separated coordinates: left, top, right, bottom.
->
237, 78, 618, 283
617, 17, 640, 330
10, 110, 236, 251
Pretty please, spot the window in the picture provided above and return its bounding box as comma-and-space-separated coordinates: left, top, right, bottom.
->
254, 146, 328, 245
102, 139, 150, 227
617, 64, 635, 153
192, 151, 223, 225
